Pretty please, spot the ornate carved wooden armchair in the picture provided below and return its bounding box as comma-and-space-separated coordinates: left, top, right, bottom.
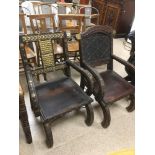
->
19, 32, 94, 148
79, 25, 135, 128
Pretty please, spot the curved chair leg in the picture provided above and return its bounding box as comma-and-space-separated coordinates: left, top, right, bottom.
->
99, 101, 111, 128
85, 104, 94, 126
43, 122, 53, 148
126, 94, 135, 112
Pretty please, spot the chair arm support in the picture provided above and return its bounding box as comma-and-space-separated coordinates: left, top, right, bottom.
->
25, 70, 38, 110
112, 54, 135, 72
82, 62, 105, 100
66, 60, 93, 94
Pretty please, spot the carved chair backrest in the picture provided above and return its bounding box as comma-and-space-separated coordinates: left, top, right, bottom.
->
80, 25, 113, 67
19, 32, 68, 83
27, 14, 56, 34
58, 14, 84, 34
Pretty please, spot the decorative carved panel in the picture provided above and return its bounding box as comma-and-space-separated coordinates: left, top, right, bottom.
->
92, 0, 135, 37
102, 3, 120, 30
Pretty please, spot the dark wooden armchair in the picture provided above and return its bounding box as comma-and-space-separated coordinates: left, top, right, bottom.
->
19, 32, 94, 148
79, 25, 135, 128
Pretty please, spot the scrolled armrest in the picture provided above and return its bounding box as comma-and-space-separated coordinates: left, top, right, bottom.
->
82, 61, 105, 100
66, 60, 93, 94
112, 54, 135, 72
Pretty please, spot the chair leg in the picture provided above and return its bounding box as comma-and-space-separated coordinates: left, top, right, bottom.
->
63, 67, 71, 77
80, 77, 85, 90
99, 101, 111, 128
126, 94, 135, 112
36, 75, 40, 82
43, 122, 53, 148
85, 104, 94, 126
43, 73, 47, 81
74, 52, 77, 61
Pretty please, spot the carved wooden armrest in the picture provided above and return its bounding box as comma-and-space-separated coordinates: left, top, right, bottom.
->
82, 61, 105, 100
66, 60, 93, 94
112, 54, 135, 72
26, 70, 38, 110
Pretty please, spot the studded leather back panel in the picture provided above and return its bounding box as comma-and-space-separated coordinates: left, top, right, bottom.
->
80, 25, 113, 66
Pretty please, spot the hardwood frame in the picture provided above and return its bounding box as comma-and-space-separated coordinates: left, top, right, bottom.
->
19, 32, 94, 148
79, 25, 135, 128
